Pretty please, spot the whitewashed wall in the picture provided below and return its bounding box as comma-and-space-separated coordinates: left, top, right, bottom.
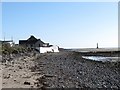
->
35, 45, 59, 53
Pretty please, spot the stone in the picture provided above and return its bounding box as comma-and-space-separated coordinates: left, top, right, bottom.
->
24, 81, 31, 85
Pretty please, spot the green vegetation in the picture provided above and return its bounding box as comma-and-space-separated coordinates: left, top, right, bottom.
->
2, 43, 28, 55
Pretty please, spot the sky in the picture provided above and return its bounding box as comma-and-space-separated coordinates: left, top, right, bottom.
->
1, 0, 119, 2
1, 2, 118, 48
118, 2, 120, 47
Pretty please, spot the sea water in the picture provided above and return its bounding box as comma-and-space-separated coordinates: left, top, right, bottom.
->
82, 56, 119, 62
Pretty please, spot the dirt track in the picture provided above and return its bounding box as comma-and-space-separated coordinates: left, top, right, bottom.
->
1, 53, 40, 88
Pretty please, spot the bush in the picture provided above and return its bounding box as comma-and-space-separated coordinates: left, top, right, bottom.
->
2, 50, 8, 54
12, 49, 19, 54
2, 43, 12, 54
2, 43, 28, 55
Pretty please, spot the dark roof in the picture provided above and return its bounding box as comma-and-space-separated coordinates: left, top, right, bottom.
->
19, 35, 45, 45
38, 39, 45, 44
27, 40, 38, 44
0, 40, 13, 43
27, 35, 37, 41
19, 40, 27, 44
26, 35, 40, 44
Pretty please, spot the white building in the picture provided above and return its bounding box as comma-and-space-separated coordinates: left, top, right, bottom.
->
36, 45, 59, 53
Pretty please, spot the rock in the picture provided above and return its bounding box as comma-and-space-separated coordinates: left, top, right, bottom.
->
43, 82, 49, 86
3, 74, 11, 79
24, 81, 31, 85
44, 74, 55, 78
14, 79, 17, 81
18, 66, 22, 69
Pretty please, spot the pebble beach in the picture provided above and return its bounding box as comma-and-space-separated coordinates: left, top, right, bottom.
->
1, 50, 120, 89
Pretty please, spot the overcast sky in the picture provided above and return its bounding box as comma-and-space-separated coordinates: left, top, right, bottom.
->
1, 2, 118, 48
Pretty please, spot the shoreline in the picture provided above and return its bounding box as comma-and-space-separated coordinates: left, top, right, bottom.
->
67, 48, 119, 53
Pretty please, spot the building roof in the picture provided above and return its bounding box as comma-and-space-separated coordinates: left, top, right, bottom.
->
27, 35, 37, 41
0, 40, 13, 43
19, 35, 45, 45
19, 40, 27, 44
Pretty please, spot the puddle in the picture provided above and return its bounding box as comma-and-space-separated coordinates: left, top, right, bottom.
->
82, 56, 119, 62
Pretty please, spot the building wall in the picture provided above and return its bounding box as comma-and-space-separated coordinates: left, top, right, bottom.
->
36, 45, 59, 53
35, 40, 44, 47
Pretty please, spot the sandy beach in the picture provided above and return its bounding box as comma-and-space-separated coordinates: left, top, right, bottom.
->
1, 50, 120, 89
